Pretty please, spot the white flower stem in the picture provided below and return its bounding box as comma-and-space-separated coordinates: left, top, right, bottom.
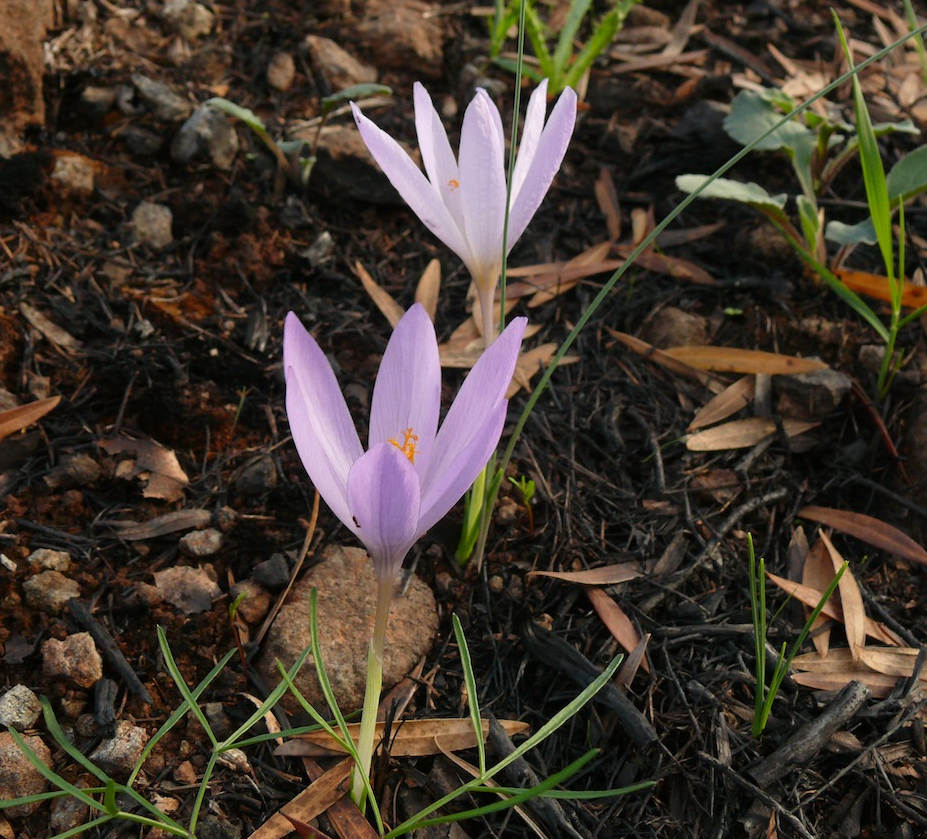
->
352, 579, 393, 809
479, 288, 497, 348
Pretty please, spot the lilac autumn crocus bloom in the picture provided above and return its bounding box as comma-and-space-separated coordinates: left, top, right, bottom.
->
284, 304, 526, 583
352, 80, 576, 344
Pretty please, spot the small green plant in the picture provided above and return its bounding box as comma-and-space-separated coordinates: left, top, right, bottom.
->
208, 83, 390, 193
747, 534, 847, 738
489, 0, 639, 94
509, 474, 536, 530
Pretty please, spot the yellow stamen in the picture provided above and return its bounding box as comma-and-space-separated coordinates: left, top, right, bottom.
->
448, 178, 459, 191
387, 427, 418, 464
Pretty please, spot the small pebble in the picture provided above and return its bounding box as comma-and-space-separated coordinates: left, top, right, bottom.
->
23, 570, 80, 613
172, 105, 239, 169
234, 455, 277, 496
229, 579, 271, 624
252, 553, 291, 590
49, 779, 91, 833
173, 759, 197, 784
42, 633, 103, 689
162, 0, 215, 41
131, 202, 173, 250
50, 155, 94, 198
267, 51, 296, 91
27, 548, 72, 572
132, 74, 192, 122
0, 732, 51, 816
89, 721, 149, 777
0, 685, 42, 731
179, 528, 223, 558
488, 575, 505, 595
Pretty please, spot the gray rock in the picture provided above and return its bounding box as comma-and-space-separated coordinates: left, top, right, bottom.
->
131, 201, 173, 250
256, 544, 439, 713
27, 547, 71, 572
266, 51, 296, 92
50, 154, 94, 198
42, 632, 103, 688
23, 570, 80, 613
171, 105, 239, 169
154, 564, 221, 614
0, 732, 51, 817
252, 553, 291, 590
179, 528, 223, 558
304, 36, 376, 91
229, 579, 271, 624
355, 0, 444, 80
233, 455, 277, 496
204, 702, 231, 740
132, 74, 192, 122
121, 124, 164, 156
162, 0, 215, 41
44, 451, 101, 490
0, 685, 42, 731
49, 781, 91, 833
89, 720, 149, 777
775, 367, 852, 421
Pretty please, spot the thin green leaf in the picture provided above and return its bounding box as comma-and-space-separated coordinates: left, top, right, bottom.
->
675, 175, 788, 213
157, 626, 218, 748
471, 780, 655, 799
453, 615, 485, 775
321, 84, 392, 116
552, 0, 593, 79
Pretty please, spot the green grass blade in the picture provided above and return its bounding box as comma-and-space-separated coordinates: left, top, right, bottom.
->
453, 615, 486, 775
471, 780, 655, 799
552, 0, 592, 80
156, 626, 218, 748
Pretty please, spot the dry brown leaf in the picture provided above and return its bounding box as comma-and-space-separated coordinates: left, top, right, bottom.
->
834, 269, 927, 310
107, 508, 212, 541
616, 248, 716, 285
0, 396, 61, 442
353, 261, 404, 328
595, 168, 621, 241
509, 343, 579, 398
765, 571, 905, 647
246, 758, 353, 839
586, 586, 650, 674
414, 259, 440, 321
801, 538, 834, 657
685, 418, 818, 451
276, 718, 530, 758
100, 434, 189, 502
791, 669, 901, 698
607, 329, 727, 394
820, 532, 866, 662
798, 506, 927, 567
19, 302, 82, 353
858, 646, 927, 678
528, 560, 652, 585
664, 346, 827, 375
687, 376, 755, 431
791, 648, 925, 698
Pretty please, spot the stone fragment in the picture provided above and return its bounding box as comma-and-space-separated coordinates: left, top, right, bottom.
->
0, 685, 41, 731
80, 85, 117, 114
173, 759, 197, 784
42, 632, 103, 689
171, 105, 239, 169
49, 781, 91, 834
178, 528, 223, 558
154, 564, 221, 614
23, 570, 80, 613
355, 0, 444, 79
89, 721, 149, 777
131, 202, 174, 250
50, 154, 95, 199
0, 731, 50, 816
257, 545, 439, 712
252, 554, 291, 590
44, 451, 101, 490
266, 51, 296, 91
233, 455, 277, 496
132, 74, 192, 122
162, 0, 215, 41
27, 547, 71, 572
775, 367, 852, 421
304, 36, 376, 91
121, 124, 164, 156
229, 579, 271, 624
204, 702, 231, 740
643, 306, 709, 348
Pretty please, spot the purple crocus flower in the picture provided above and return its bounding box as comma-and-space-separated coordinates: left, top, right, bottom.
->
352, 80, 576, 344
284, 304, 526, 583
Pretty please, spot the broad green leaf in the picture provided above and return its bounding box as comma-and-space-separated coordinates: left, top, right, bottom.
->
675, 175, 787, 211
796, 194, 820, 252
886, 145, 927, 202
825, 218, 878, 245
205, 97, 267, 134
724, 89, 814, 152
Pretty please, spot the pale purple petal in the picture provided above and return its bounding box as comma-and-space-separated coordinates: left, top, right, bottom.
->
510, 80, 549, 202
507, 87, 577, 248
457, 89, 507, 289
347, 443, 422, 582
413, 83, 466, 234
368, 304, 441, 479
417, 316, 527, 532
352, 103, 471, 264
284, 312, 364, 532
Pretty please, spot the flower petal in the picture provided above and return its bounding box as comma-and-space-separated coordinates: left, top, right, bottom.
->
284, 312, 364, 532
413, 83, 466, 235
507, 86, 577, 248
417, 316, 527, 532
347, 442, 422, 582
352, 103, 471, 267
457, 89, 507, 289
368, 304, 441, 479
510, 79, 549, 203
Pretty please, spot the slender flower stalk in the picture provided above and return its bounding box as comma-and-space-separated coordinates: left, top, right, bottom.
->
283, 304, 526, 805
353, 81, 576, 344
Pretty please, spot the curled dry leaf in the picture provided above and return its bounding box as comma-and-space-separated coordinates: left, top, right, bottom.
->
664, 346, 827, 375
413, 258, 441, 321
820, 532, 866, 662
834, 267, 927, 310
585, 586, 650, 675
100, 434, 190, 502
801, 537, 834, 657
798, 505, 927, 567
790, 648, 927, 699
0, 396, 61, 442
106, 508, 212, 541
276, 718, 529, 759
687, 376, 755, 431
19, 302, 82, 353
685, 418, 818, 451
529, 559, 653, 585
